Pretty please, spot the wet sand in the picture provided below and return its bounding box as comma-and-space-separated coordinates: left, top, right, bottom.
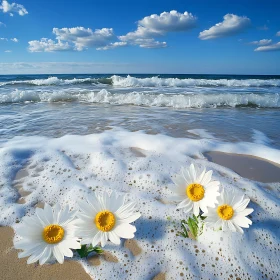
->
205, 151, 280, 183
0, 227, 92, 280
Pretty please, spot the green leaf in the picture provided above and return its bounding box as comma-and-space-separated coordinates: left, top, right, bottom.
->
76, 245, 88, 258
76, 245, 103, 258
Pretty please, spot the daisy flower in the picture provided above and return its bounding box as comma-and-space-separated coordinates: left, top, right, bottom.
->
171, 163, 220, 216
75, 190, 141, 247
203, 188, 254, 233
14, 204, 80, 265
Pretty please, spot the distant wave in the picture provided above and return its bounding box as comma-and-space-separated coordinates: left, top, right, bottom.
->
0, 76, 112, 87
0, 88, 279, 108
1, 75, 280, 87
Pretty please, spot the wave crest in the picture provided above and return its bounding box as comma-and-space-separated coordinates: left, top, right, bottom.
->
1, 75, 280, 87
0, 88, 279, 108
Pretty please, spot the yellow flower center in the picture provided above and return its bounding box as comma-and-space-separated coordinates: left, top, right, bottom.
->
94, 210, 116, 232
42, 224, 64, 244
217, 204, 234, 220
186, 183, 205, 202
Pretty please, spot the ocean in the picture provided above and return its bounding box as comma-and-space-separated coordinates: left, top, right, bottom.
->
1, 74, 280, 279
0, 74, 279, 147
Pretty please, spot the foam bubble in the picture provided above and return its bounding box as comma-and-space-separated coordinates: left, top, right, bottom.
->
1, 129, 279, 279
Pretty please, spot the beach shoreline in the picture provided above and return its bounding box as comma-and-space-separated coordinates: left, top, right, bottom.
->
2, 151, 279, 279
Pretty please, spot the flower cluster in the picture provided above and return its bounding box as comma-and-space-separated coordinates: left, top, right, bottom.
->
13, 163, 254, 265
171, 163, 254, 234
14, 190, 140, 265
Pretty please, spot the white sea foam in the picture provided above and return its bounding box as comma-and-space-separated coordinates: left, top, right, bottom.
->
0, 88, 279, 108
1, 75, 280, 87
111, 75, 280, 87
1, 128, 279, 279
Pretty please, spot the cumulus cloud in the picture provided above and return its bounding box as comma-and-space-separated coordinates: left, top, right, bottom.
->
254, 42, 280, 52
29, 27, 116, 52
199, 14, 250, 40
0, 0, 28, 16
0, 37, 8, 40
28, 38, 72, 52
11, 37, 18, 42
53, 27, 115, 51
28, 10, 195, 52
133, 39, 167, 48
4, 50, 11, 52
250, 39, 272, 45
96, 41, 127, 50
119, 10, 196, 46
276, 31, 280, 36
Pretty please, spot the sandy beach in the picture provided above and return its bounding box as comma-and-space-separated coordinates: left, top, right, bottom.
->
1, 151, 279, 279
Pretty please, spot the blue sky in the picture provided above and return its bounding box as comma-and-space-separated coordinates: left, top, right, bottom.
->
0, 0, 280, 74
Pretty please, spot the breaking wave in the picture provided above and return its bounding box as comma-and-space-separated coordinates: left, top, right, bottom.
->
0, 88, 279, 108
1, 75, 280, 88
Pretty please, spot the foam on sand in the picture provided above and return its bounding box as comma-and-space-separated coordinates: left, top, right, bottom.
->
1, 128, 279, 279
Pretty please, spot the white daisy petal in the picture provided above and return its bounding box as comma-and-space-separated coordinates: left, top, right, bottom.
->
36, 208, 50, 226
197, 168, 206, 184
14, 204, 80, 265
58, 243, 73, 258
201, 170, 213, 186
39, 246, 52, 265
233, 216, 252, 227
108, 231, 121, 245
236, 208, 254, 216
181, 168, 191, 183
53, 245, 64, 264
75, 190, 140, 248
118, 212, 141, 224
101, 232, 108, 247
193, 203, 200, 216
169, 164, 220, 216
114, 224, 136, 239
189, 164, 196, 182
43, 204, 54, 224
176, 199, 191, 210
234, 198, 250, 212
205, 189, 253, 233
172, 175, 187, 188
91, 231, 102, 247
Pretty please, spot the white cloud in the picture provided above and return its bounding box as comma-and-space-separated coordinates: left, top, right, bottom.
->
0, 0, 28, 16
139, 10, 197, 33
4, 49, 11, 52
199, 14, 250, 40
254, 42, 280, 52
28, 11, 195, 52
250, 39, 272, 45
97, 41, 127, 50
0, 37, 8, 40
11, 37, 18, 42
29, 27, 116, 52
120, 10, 196, 45
276, 31, 280, 36
28, 38, 72, 52
0, 21, 6, 27
134, 39, 167, 49
53, 27, 115, 51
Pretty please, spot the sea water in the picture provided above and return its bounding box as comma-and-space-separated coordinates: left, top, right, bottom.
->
1, 74, 280, 279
